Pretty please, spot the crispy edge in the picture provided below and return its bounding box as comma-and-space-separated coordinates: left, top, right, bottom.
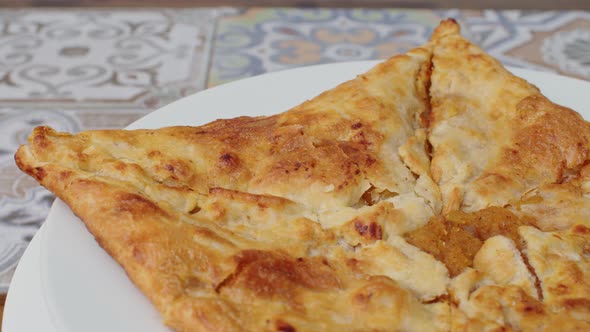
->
15, 144, 244, 331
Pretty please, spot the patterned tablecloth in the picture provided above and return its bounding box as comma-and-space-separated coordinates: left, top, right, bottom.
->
1, 8, 589, 293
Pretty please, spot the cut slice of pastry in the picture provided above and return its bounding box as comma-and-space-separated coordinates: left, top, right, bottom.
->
15, 43, 449, 331
428, 19, 590, 214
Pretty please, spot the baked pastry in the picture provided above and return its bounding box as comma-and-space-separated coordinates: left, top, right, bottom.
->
428, 20, 590, 214
15, 19, 590, 331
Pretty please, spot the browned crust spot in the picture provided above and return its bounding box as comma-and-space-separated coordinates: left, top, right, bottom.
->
562, 298, 590, 311
353, 219, 383, 240
275, 320, 296, 332
115, 192, 167, 217
217, 250, 341, 308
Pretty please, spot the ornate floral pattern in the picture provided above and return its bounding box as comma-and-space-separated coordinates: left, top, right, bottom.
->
0, 10, 216, 106
209, 9, 461, 86
0, 8, 220, 291
543, 29, 590, 78
462, 10, 590, 76
209, 9, 590, 87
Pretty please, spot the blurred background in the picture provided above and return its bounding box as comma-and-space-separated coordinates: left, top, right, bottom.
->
1, 0, 589, 329
3, 1, 590, 9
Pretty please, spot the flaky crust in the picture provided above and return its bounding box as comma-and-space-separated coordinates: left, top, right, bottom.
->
15, 44, 450, 331
14, 18, 590, 332
429, 19, 590, 214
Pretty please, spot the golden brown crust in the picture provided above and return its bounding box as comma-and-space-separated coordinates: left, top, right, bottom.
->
511, 182, 590, 231
520, 225, 590, 321
14, 18, 590, 332
428, 19, 590, 214
428, 19, 590, 331
449, 224, 590, 331
15, 43, 452, 332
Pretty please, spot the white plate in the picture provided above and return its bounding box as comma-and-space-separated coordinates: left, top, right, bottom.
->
5, 61, 590, 332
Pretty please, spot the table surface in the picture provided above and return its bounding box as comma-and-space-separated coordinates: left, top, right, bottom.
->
1, 6, 590, 327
